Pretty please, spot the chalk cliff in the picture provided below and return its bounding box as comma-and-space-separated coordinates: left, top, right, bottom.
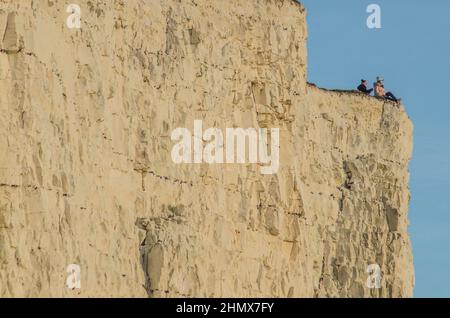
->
0, 0, 414, 297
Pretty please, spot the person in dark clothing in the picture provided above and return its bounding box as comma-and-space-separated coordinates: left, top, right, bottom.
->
357, 79, 373, 95
384, 91, 399, 102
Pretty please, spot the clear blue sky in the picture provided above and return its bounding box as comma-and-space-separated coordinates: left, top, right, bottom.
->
300, 0, 450, 297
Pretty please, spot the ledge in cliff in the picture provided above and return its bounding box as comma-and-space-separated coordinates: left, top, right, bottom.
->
0, 0, 413, 297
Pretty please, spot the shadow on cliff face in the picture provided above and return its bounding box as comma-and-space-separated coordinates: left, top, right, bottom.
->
135, 218, 165, 297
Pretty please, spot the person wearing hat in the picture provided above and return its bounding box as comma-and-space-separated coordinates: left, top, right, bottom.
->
357, 79, 373, 95
374, 77, 400, 103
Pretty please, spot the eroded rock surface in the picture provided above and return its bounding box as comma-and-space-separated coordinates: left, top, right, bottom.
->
0, 0, 413, 297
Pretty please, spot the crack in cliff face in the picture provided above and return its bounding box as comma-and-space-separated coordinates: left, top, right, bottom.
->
315, 253, 328, 297
0, 0, 413, 297
0, 183, 72, 197
337, 161, 354, 215
134, 168, 194, 189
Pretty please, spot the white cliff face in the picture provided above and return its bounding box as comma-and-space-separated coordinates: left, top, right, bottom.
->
0, 0, 413, 297
303, 85, 414, 297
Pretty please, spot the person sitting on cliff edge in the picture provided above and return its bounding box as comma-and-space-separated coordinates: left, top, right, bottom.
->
374, 77, 400, 103
357, 79, 373, 95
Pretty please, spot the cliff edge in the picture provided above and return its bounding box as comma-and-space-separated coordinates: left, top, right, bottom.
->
0, 0, 414, 297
